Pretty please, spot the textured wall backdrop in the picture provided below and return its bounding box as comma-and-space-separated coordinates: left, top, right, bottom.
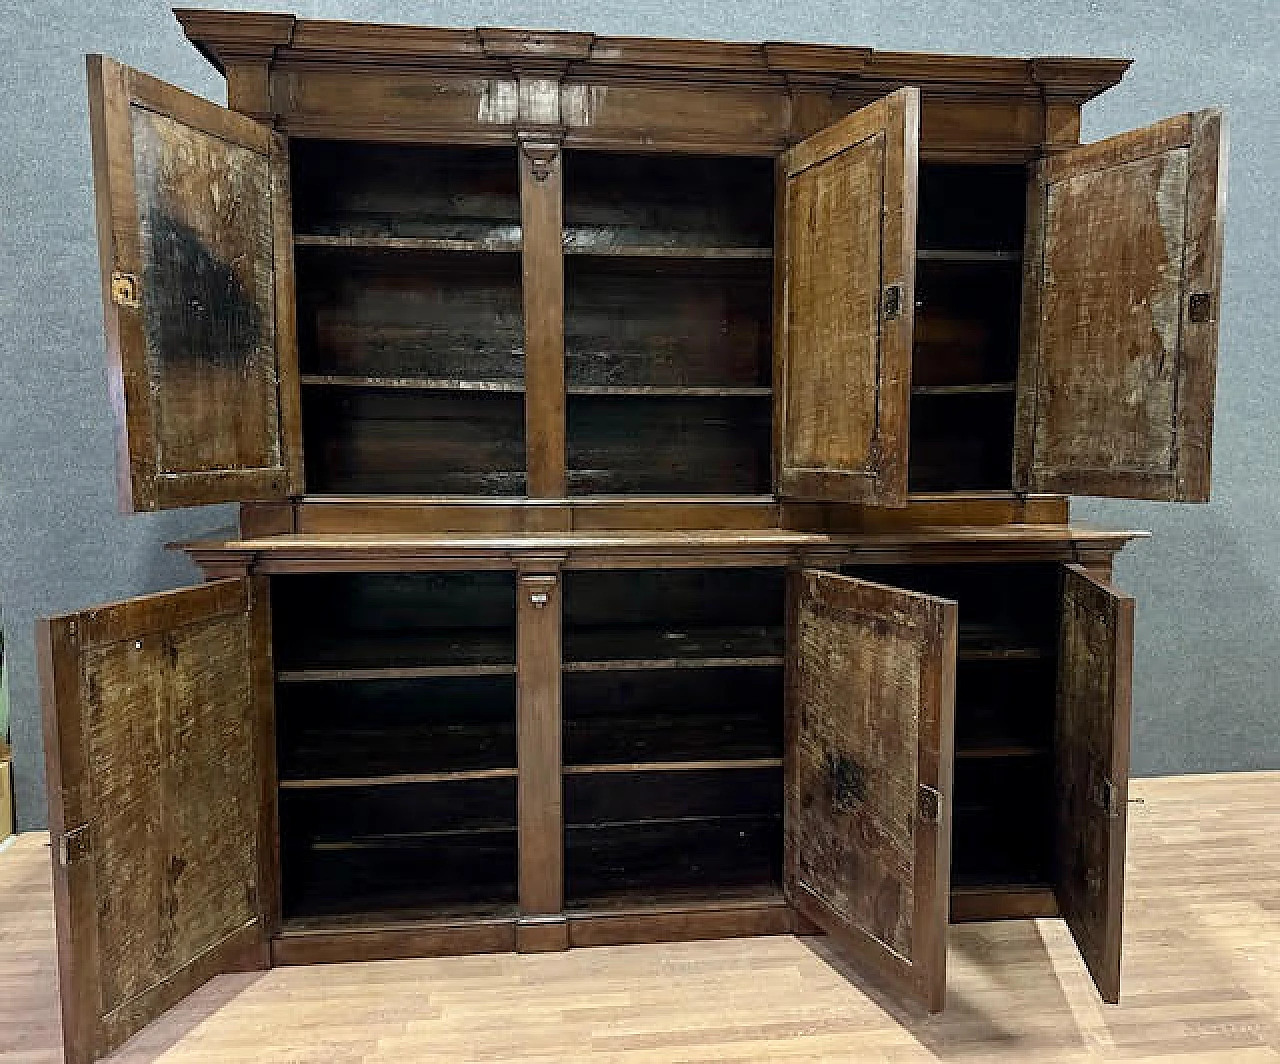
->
1, 0, 1276, 829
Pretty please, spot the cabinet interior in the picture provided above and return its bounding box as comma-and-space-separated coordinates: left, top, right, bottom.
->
287, 142, 1029, 499
272, 572, 519, 927
846, 562, 1061, 895
561, 567, 785, 908
291, 142, 526, 496
564, 152, 776, 496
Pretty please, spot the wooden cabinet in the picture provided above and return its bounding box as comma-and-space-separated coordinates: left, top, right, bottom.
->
38, 12, 1227, 1063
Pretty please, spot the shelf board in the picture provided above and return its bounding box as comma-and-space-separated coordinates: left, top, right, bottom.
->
564, 711, 781, 767
564, 757, 782, 777
564, 243, 772, 261
564, 656, 783, 673
278, 664, 516, 683
566, 883, 785, 915
916, 248, 1022, 263
310, 826, 517, 851
564, 626, 784, 671
958, 624, 1047, 662
279, 718, 516, 780
301, 374, 525, 394
955, 742, 1050, 761
566, 811, 781, 833
295, 234, 522, 254
567, 385, 771, 398
912, 382, 1016, 397
279, 767, 517, 790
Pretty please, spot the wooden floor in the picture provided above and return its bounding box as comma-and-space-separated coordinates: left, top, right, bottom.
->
3, 772, 1279, 1063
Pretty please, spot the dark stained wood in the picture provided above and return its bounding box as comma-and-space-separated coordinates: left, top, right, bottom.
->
785, 569, 956, 1013
776, 89, 919, 507
272, 918, 516, 966
36, 579, 273, 1064
568, 895, 796, 947
517, 565, 565, 922
86, 55, 300, 512
1054, 565, 1135, 1004
520, 140, 567, 497
1013, 109, 1227, 501
950, 884, 1058, 922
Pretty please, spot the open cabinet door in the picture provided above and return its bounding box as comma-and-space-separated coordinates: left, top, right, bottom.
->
1054, 565, 1135, 1003
88, 55, 302, 512
37, 579, 278, 1064
775, 89, 919, 507
1014, 109, 1227, 501
785, 569, 956, 1011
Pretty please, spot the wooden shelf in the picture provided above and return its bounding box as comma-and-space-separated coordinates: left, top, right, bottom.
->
955, 742, 1050, 760
295, 234, 522, 253
566, 385, 771, 398
916, 248, 1022, 263
565, 757, 782, 777
564, 241, 772, 261
280, 767, 517, 790
565, 711, 781, 768
301, 375, 525, 394
564, 626, 783, 670
912, 382, 1016, 397
279, 718, 516, 781
275, 632, 516, 680
958, 624, 1047, 661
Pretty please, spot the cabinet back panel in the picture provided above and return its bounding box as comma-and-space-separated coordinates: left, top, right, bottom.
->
567, 395, 771, 495
564, 152, 774, 251
564, 767, 783, 903
912, 261, 1022, 387
273, 572, 517, 670
564, 668, 783, 765
952, 756, 1054, 886
909, 392, 1016, 492
565, 259, 771, 387
277, 676, 517, 780
564, 568, 784, 632
280, 777, 517, 922
292, 141, 521, 241
918, 163, 1027, 251
302, 388, 526, 496
296, 251, 525, 380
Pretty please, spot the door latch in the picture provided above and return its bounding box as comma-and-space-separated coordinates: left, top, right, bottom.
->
882, 282, 904, 321
110, 271, 140, 308
1188, 292, 1213, 323
58, 825, 92, 867
917, 784, 942, 825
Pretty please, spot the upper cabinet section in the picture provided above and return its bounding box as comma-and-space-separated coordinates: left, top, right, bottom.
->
1014, 110, 1228, 502
87, 55, 302, 511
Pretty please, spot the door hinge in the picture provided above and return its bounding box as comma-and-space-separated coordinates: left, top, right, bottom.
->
917, 784, 942, 825
1096, 777, 1123, 819
58, 825, 92, 867
110, 271, 140, 309
882, 282, 904, 321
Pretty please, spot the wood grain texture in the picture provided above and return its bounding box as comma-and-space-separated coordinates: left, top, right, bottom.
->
520, 140, 567, 497
1014, 109, 1226, 501
776, 89, 918, 507
86, 55, 296, 511
9, 770, 1280, 1061
785, 569, 956, 1012
36, 579, 272, 1064
1054, 565, 1135, 1004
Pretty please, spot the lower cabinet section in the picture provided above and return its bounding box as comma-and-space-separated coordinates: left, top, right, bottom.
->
38, 547, 1134, 1055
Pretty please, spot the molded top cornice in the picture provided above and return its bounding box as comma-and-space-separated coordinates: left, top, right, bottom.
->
172, 8, 1131, 100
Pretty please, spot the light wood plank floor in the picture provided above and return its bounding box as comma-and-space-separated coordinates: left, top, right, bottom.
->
3, 772, 1279, 1063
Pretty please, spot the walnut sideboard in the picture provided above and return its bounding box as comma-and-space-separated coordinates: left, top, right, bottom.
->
35, 10, 1226, 1064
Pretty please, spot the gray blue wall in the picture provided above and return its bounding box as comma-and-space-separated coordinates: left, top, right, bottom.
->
1, 1, 1275, 829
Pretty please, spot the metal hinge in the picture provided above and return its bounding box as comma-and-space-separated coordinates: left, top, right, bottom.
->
918, 784, 942, 824
110, 271, 140, 308
1096, 777, 1123, 819
58, 825, 92, 867
882, 282, 904, 321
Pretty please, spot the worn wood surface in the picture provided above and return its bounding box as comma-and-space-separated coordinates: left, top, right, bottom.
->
786, 569, 957, 1012
1014, 109, 1227, 501
87, 55, 298, 511
36, 579, 272, 1064
776, 89, 918, 506
7, 770, 1280, 1060
1054, 565, 1135, 1004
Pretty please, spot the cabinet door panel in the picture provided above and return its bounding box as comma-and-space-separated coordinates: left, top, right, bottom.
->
775, 89, 919, 507
88, 55, 302, 511
1014, 109, 1226, 501
1054, 565, 1134, 1003
37, 578, 277, 1064
785, 569, 956, 1011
